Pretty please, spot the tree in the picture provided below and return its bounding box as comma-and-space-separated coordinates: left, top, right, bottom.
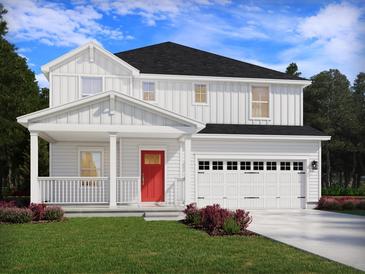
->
286, 63, 302, 77
0, 5, 48, 197
304, 69, 358, 188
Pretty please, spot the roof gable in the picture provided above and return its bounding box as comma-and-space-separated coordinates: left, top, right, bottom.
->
115, 42, 306, 81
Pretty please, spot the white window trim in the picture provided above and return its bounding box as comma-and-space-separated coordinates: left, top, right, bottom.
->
77, 147, 104, 177
79, 76, 105, 99
141, 81, 157, 103
249, 84, 272, 121
192, 82, 209, 106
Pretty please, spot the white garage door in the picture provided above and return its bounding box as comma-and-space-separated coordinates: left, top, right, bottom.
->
197, 160, 306, 209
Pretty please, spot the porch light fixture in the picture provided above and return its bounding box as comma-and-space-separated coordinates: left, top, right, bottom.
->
311, 161, 318, 170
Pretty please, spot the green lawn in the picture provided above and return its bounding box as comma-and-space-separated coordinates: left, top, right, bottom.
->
0, 218, 360, 273
334, 210, 365, 216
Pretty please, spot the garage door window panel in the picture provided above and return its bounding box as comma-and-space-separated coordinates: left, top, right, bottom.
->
227, 161, 238, 170
253, 161, 264, 170
280, 162, 291, 171
212, 161, 223, 170
199, 161, 210, 170
240, 161, 251, 170
293, 162, 304, 171
266, 162, 277, 171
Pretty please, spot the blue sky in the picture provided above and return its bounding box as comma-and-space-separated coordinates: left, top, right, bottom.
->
3, 0, 365, 87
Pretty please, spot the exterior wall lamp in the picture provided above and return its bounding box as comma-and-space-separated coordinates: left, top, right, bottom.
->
311, 160, 318, 170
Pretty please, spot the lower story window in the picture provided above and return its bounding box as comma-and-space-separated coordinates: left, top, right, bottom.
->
199, 161, 210, 170
80, 150, 103, 186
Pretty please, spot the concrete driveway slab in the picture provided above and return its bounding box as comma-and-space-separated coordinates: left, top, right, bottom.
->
249, 210, 365, 271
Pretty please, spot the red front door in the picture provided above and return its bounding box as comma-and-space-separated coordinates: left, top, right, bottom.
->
141, 150, 164, 202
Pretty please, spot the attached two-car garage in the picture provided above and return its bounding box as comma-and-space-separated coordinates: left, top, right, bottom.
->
196, 159, 307, 209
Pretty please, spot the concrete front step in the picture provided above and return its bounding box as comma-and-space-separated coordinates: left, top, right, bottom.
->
143, 211, 184, 221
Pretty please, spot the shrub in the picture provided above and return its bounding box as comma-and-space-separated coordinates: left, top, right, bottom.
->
323, 198, 342, 210
200, 204, 232, 235
223, 217, 240, 235
44, 206, 64, 221
322, 185, 365, 196
342, 200, 357, 210
234, 209, 252, 230
0, 200, 17, 208
183, 203, 201, 226
0, 207, 32, 223
357, 200, 365, 210
29, 203, 46, 221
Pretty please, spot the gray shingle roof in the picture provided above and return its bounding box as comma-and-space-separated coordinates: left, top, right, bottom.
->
198, 124, 326, 136
115, 42, 306, 80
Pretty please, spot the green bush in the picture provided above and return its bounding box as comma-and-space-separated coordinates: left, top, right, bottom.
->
322, 185, 365, 196
0, 207, 32, 223
44, 206, 64, 221
223, 217, 240, 235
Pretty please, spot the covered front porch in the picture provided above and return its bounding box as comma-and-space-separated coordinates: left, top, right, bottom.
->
17, 91, 204, 209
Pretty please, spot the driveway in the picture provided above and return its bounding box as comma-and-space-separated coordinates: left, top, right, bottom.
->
249, 209, 365, 271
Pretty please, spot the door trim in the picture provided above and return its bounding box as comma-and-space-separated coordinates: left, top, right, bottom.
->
139, 146, 167, 202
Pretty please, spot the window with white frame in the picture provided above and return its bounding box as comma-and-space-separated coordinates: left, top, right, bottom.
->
142, 82, 156, 101
251, 86, 269, 118
79, 150, 102, 177
194, 84, 207, 104
81, 77, 102, 97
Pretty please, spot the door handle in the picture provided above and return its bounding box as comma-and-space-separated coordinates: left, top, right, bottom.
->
142, 173, 144, 185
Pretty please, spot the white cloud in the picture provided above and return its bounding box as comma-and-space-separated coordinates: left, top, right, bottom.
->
35, 73, 49, 89
3, 0, 126, 47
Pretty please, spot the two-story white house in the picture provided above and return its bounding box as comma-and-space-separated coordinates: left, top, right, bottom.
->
17, 41, 330, 215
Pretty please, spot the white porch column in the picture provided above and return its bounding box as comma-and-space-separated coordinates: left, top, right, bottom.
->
184, 136, 192, 204
30, 132, 40, 203
109, 134, 117, 207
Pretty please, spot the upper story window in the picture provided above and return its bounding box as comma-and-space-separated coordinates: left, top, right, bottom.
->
81, 77, 102, 97
194, 84, 207, 104
251, 86, 269, 119
142, 82, 156, 101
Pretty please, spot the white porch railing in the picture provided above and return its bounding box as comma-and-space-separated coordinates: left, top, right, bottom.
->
116, 177, 140, 204
38, 177, 109, 204
166, 178, 185, 205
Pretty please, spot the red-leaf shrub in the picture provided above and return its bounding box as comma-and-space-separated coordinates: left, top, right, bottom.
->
29, 203, 46, 221
234, 209, 252, 230
44, 206, 64, 221
183, 203, 201, 227
201, 204, 233, 234
0, 207, 32, 223
357, 201, 365, 210
342, 200, 357, 210
0, 200, 17, 208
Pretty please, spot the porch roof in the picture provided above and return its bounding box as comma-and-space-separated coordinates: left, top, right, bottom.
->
17, 91, 205, 142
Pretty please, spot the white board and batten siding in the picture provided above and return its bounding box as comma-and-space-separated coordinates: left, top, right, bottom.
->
47, 44, 304, 126
132, 79, 303, 126
50, 48, 132, 107
35, 97, 186, 127
189, 139, 321, 207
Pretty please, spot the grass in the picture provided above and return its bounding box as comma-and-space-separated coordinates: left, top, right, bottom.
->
333, 210, 365, 216
0, 218, 361, 274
